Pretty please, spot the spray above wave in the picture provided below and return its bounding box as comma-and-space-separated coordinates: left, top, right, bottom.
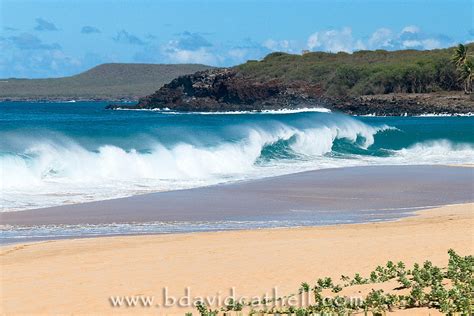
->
1, 111, 473, 212
2, 119, 386, 187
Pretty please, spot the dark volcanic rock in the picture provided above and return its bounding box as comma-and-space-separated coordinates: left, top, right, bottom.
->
108, 68, 330, 112
107, 68, 474, 116
333, 93, 474, 116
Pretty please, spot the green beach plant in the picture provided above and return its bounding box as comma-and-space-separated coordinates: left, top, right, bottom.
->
193, 250, 473, 316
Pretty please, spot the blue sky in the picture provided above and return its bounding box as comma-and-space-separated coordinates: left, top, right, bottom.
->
0, 0, 473, 78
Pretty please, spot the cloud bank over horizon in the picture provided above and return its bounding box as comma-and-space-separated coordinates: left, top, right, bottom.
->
0, 0, 472, 78
2, 24, 468, 78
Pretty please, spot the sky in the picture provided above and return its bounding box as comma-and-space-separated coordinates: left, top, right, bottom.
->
0, 0, 473, 78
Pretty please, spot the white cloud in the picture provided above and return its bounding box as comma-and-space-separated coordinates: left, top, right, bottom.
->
419, 39, 442, 50
223, 40, 271, 64
402, 39, 442, 50
307, 27, 356, 53
156, 32, 222, 65
401, 25, 421, 34
263, 39, 292, 52
0, 47, 82, 78
306, 25, 452, 53
227, 48, 247, 60
354, 40, 366, 51
162, 43, 220, 65
0, 34, 83, 78
172, 48, 217, 64
368, 28, 393, 48
402, 40, 421, 48
0, 23, 459, 78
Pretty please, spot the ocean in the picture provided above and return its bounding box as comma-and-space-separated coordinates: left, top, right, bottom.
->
1, 101, 473, 213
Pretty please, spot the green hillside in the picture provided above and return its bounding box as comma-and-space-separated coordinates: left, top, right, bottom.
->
2, 44, 472, 101
237, 44, 473, 97
0, 63, 213, 100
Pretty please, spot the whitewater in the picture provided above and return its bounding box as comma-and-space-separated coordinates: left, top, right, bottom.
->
1, 101, 473, 212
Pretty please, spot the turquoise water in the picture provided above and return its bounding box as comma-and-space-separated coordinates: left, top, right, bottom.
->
1, 101, 473, 212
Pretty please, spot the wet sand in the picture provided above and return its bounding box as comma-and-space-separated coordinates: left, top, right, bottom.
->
1, 165, 473, 227
1, 203, 472, 315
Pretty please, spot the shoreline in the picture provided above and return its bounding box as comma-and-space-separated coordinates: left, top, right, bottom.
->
1, 165, 473, 243
0, 201, 468, 249
0, 204, 437, 246
1, 203, 472, 315
0, 201, 467, 247
1, 201, 468, 248
2, 92, 474, 117
1, 165, 473, 244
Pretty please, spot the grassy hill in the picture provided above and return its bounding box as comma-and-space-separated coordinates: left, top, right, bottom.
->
2, 44, 472, 102
0, 63, 213, 100
237, 44, 473, 97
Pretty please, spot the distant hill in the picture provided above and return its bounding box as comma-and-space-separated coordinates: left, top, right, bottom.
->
0, 63, 213, 101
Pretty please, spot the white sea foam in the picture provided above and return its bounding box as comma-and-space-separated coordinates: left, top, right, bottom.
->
1, 118, 473, 212
114, 107, 331, 114
359, 113, 474, 117
389, 140, 474, 164
414, 113, 474, 117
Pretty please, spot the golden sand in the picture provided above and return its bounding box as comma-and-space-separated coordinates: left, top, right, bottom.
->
1, 203, 473, 315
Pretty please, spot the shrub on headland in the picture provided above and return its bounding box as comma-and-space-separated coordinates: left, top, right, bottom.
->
237, 44, 474, 98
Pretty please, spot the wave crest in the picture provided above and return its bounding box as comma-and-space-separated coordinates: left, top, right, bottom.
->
1, 116, 473, 212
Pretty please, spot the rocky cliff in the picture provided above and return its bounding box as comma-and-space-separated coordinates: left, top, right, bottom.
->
108, 68, 474, 116
108, 68, 331, 111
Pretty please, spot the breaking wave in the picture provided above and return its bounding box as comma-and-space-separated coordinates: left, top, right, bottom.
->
1, 111, 473, 212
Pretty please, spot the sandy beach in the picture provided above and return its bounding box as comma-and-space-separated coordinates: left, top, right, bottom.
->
1, 203, 472, 315
2, 165, 473, 245
1, 3, 473, 314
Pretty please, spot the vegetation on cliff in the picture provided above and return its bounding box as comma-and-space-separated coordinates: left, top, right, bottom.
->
237, 44, 474, 98
124, 44, 474, 115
